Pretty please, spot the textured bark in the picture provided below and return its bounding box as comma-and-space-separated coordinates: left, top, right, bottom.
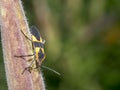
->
0, 0, 45, 90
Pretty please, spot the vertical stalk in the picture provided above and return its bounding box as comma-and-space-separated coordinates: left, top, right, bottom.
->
0, 0, 45, 90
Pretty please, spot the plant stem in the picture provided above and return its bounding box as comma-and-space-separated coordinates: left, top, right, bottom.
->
0, 0, 45, 90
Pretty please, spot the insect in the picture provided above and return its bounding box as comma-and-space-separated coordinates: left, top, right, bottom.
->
15, 26, 60, 75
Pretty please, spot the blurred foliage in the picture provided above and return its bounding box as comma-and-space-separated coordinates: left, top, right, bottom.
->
0, 34, 8, 90
1, 0, 120, 90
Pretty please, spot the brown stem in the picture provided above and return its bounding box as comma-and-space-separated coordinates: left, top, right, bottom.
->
0, 0, 45, 90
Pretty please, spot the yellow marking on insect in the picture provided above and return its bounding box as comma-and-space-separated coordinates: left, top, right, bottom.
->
35, 47, 40, 53
32, 35, 39, 42
31, 35, 43, 42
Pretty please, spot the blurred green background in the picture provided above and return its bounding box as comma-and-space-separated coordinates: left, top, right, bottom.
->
1, 0, 120, 90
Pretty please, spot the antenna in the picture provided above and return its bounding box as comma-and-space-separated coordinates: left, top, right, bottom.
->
41, 65, 61, 76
